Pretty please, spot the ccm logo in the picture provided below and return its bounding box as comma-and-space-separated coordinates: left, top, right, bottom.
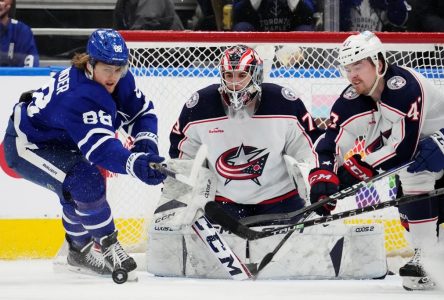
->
355, 226, 375, 233
309, 173, 332, 185
344, 160, 370, 180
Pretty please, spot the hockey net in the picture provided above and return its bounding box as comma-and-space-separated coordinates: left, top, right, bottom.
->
108, 31, 444, 257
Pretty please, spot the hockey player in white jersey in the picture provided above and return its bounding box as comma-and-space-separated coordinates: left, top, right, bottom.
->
309, 31, 444, 290
169, 44, 323, 221
2, 29, 166, 282
148, 45, 388, 280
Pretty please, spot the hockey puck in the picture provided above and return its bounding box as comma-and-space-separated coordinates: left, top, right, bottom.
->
112, 269, 128, 284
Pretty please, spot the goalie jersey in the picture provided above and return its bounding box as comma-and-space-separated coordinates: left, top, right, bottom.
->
315, 64, 444, 172
169, 83, 323, 205
9, 66, 158, 174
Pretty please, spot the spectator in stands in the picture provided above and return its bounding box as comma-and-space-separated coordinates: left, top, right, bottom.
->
0, 0, 39, 67
114, 0, 184, 30
232, 0, 317, 31
407, 0, 444, 32
340, 0, 410, 32
192, 0, 229, 30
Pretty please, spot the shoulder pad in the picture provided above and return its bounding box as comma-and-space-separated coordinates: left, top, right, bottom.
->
281, 87, 299, 101
386, 76, 407, 90
342, 86, 359, 100
186, 92, 199, 108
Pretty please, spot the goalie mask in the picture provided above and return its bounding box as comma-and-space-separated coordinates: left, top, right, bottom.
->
337, 31, 387, 96
219, 45, 263, 120
87, 28, 129, 78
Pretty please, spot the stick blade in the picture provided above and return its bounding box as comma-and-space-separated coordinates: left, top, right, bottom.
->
204, 201, 260, 240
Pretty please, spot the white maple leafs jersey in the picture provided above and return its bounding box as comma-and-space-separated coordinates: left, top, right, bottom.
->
11, 66, 158, 174
170, 83, 323, 205
315, 64, 444, 172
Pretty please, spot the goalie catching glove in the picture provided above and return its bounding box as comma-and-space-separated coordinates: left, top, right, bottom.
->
338, 154, 376, 189
126, 152, 166, 185
308, 168, 339, 216
408, 129, 444, 173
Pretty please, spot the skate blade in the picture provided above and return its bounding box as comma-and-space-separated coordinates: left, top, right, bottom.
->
402, 276, 436, 291
66, 265, 111, 278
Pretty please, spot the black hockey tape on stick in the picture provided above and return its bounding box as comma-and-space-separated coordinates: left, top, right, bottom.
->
205, 187, 444, 241
149, 162, 194, 185
237, 160, 413, 227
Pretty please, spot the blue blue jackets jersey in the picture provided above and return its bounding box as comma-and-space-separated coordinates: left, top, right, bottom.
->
170, 83, 323, 205
315, 64, 444, 172
10, 66, 158, 174
0, 19, 39, 67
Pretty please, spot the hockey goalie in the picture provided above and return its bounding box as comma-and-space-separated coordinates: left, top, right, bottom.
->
146, 156, 388, 280
146, 44, 388, 280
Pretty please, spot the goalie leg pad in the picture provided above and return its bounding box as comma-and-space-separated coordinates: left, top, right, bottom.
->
146, 223, 387, 279
152, 158, 216, 230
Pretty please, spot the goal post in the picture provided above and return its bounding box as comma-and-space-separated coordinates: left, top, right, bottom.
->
109, 31, 444, 255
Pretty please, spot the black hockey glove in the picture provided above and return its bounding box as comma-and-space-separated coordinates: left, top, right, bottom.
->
337, 154, 376, 189
308, 168, 339, 216
19, 90, 35, 103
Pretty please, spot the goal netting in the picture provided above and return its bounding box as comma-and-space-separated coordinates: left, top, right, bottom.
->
108, 31, 444, 257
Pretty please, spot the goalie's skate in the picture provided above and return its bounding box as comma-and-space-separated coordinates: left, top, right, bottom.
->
399, 248, 436, 291
100, 231, 138, 283
67, 240, 111, 276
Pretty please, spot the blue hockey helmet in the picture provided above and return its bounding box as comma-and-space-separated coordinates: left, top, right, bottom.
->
87, 29, 129, 66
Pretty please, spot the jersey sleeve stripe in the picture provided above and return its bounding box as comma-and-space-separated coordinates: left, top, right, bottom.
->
85, 135, 115, 160
78, 128, 115, 148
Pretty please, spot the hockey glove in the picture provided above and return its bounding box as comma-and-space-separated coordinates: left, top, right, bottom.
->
338, 154, 376, 189
131, 132, 159, 154
127, 153, 167, 185
408, 129, 444, 173
308, 168, 339, 216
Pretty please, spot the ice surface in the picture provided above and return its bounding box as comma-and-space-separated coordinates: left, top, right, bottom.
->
0, 259, 443, 300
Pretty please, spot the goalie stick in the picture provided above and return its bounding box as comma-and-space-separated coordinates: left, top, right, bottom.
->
250, 211, 316, 277
236, 160, 413, 227
205, 187, 444, 241
152, 144, 252, 280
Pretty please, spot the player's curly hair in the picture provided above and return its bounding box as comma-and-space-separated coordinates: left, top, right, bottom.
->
71, 53, 89, 71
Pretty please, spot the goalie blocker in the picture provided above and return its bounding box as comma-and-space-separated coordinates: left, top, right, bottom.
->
146, 159, 388, 279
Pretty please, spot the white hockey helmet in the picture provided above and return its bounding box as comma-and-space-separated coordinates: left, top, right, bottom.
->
338, 31, 386, 68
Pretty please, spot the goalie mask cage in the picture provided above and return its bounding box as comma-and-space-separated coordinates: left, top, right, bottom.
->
108, 31, 444, 257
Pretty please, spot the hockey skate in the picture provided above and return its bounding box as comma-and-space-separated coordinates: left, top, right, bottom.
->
67, 240, 111, 276
100, 231, 138, 284
399, 248, 436, 291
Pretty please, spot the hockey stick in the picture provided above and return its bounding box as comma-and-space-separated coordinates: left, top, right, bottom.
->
205, 187, 444, 241
250, 211, 316, 277
151, 145, 252, 280
236, 161, 413, 227
191, 215, 252, 280
150, 144, 208, 186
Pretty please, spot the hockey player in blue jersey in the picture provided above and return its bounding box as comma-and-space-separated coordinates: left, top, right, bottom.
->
169, 44, 323, 222
2, 29, 166, 281
309, 31, 444, 290
0, 0, 39, 67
